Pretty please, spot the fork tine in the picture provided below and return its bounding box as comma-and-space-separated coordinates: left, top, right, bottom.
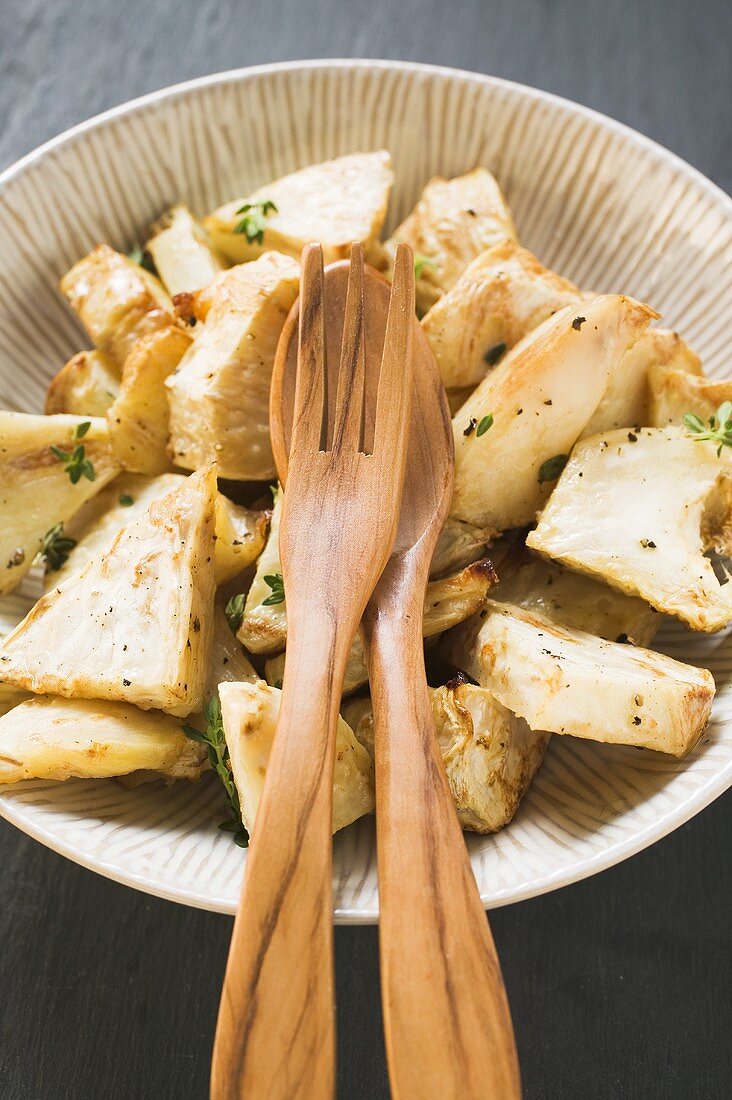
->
372, 242, 415, 455
291, 243, 327, 455
332, 242, 366, 454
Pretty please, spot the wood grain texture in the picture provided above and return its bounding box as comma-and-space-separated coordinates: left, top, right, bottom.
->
360, 324, 520, 1097
212, 245, 414, 1097
0, 2, 731, 1098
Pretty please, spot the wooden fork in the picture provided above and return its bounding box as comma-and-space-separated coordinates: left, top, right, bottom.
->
210, 242, 415, 1100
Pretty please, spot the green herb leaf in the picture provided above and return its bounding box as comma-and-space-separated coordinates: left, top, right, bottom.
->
224, 592, 246, 633
684, 403, 732, 456
119, 494, 134, 507
476, 414, 494, 437
538, 453, 568, 483
127, 245, 157, 275
413, 253, 437, 280
484, 342, 506, 366
233, 200, 278, 244
273, 679, 283, 690
50, 437, 96, 485
39, 523, 77, 572
262, 573, 285, 606
73, 421, 91, 440
184, 697, 249, 847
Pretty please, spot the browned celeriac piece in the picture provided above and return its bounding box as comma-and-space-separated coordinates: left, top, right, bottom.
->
648, 364, 732, 428
264, 558, 498, 695
0, 466, 217, 715
0, 696, 206, 785
450, 295, 656, 533
443, 601, 714, 757
107, 325, 193, 474
385, 168, 517, 314
490, 536, 660, 646
59, 243, 179, 369
429, 514, 494, 578
0, 412, 120, 595
166, 252, 299, 480
218, 681, 374, 835
527, 427, 732, 631
582, 328, 702, 436
422, 240, 582, 390
44, 349, 120, 416
146, 204, 226, 298
204, 151, 393, 265
44, 472, 268, 590
343, 680, 549, 834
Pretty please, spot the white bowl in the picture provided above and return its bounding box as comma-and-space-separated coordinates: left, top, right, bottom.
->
1, 60, 731, 921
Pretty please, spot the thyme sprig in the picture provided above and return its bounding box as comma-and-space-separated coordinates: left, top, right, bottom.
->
262, 572, 285, 606
233, 200, 278, 244
684, 403, 732, 456
184, 697, 248, 847
39, 523, 77, 572
414, 253, 436, 280
50, 422, 96, 484
224, 592, 246, 633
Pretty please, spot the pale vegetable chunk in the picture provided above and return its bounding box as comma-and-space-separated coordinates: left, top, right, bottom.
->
444, 601, 714, 757
45, 472, 267, 589
146, 204, 226, 298
59, 244, 178, 369
582, 328, 702, 437
205, 151, 393, 264
207, 600, 258, 695
430, 515, 493, 578
344, 681, 549, 833
44, 350, 120, 416
236, 487, 285, 654
0, 683, 28, 718
0, 697, 205, 784
0, 466, 217, 716
166, 252, 299, 479
107, 325, 193, 474
491, 538, 660, 646
219, 681, 374, 834
648, 364, 732, 428
527, 427, 732, 631
422, 241, 581, 389
451, 295, 656, 533
386, 168, 517, 314
0, 412, 120, 595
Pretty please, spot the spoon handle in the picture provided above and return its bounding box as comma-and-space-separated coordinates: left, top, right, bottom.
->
211, 616, 347, 1100
364, 588, 521, 1100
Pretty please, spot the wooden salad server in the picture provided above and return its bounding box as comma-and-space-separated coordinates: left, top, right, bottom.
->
271, 263, 521, 1095
210, 241, 416, 1100
359, 323, 522, 1098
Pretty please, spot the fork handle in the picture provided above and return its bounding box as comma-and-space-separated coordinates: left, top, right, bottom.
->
211, 614, 350, 1100
363, 586, 521, 1100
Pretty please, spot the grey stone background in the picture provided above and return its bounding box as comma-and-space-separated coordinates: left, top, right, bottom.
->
0, 0, 730, 1096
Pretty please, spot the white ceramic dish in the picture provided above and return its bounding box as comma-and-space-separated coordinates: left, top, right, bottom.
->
1, 60, 731, 922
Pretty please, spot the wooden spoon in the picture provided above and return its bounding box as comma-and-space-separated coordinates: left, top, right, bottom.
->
210, 242, 415, 1099
272, 276, 521, 1095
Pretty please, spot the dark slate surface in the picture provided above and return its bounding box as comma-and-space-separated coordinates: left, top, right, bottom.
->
1, 1, 730, 1096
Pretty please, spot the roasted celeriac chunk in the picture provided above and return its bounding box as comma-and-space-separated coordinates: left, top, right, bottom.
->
166, 252, 299, 479
218, 681, 374, 834
44, 350, 120, 416
107, 325, 193, 474
205, 151, 393, 265
343, 680, 549, 833
207, 599, 258, 694
430, 515, 493, 578
44, 472, 267, 589
0, 412, 120, 595
444, 601, 714, 757
421, 241, 582, 390
581, 328, 702, 437
146, 204, 226, 298
0, 683, 28, 718
491, 537, 660, 646
450, 295, 656, 533
648, 364, 732, 428
0, 466, 217, 715
236, 487, 285, 654
264, 558, 498, 694
386, 168, 517, 314
0, 696, 206, 784
59, 244, 178, 369
527, 427, 732, 631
